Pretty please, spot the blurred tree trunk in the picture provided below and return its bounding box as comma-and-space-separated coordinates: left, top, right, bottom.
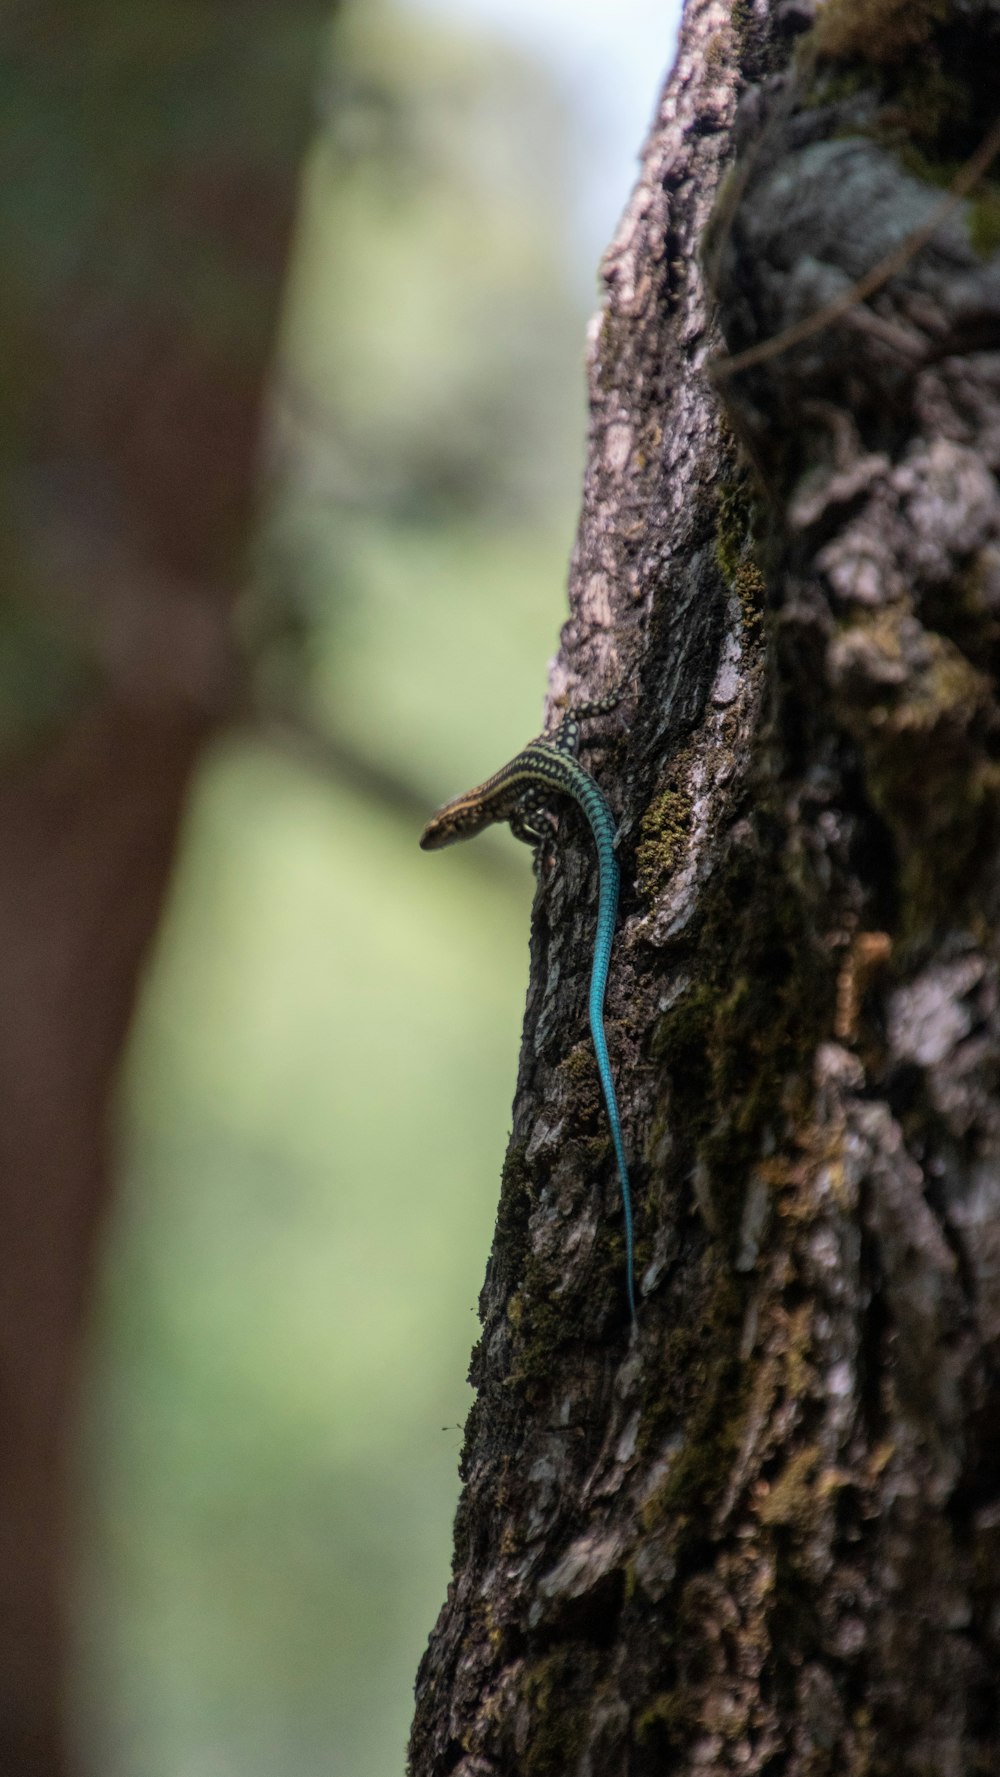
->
410, 1, 1000, 1772
0, 8, 329, 1773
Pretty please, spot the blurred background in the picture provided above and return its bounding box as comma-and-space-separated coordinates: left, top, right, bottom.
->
42, 1, 680, 1772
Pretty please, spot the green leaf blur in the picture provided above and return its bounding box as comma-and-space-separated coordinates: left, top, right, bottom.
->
75, 3, 587, 1773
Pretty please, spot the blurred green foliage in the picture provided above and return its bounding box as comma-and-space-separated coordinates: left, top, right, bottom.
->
75, 2, 588, 1773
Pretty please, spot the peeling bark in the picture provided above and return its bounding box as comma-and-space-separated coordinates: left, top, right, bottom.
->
410, 1, 1000, 1772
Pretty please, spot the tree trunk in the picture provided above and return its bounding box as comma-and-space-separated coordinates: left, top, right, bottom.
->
0, 10, 328, 1772
409, 1, 1000, 1772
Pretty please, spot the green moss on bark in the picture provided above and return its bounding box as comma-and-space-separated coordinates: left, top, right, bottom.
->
514, 1649, 598, 1777
811, 0, 946, 65
636, 766, 694, 904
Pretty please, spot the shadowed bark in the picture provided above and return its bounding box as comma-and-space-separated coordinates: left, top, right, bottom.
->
0, 9, 329, 1772
410, 2, 1000, 1772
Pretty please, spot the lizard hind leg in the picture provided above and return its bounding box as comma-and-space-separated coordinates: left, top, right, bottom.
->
553, 686, 624, 757
570, 687, 623, 721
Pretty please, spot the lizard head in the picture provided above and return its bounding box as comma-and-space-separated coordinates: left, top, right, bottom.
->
419, 788, 500, 849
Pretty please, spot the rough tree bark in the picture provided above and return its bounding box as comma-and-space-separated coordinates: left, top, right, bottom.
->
410, 1, 1000, 1772
0, 11, 328, 1774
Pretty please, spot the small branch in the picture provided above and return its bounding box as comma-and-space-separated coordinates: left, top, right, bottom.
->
711, 113, 1000, 381
249, 706, 530, 892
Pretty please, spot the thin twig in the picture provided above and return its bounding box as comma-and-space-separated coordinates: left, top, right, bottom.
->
711, 114, 1000, 382
250, 705, 531, 892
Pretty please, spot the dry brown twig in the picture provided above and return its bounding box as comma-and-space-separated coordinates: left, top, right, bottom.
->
711, 112, 1000, 382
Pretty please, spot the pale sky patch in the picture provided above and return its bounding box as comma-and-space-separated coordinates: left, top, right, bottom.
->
398, 0, 684, 273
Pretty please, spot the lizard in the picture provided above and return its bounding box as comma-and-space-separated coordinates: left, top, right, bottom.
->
419, 691, 636, 1327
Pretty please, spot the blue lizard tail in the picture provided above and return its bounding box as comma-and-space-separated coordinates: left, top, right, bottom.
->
580, 794, 636, 1328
